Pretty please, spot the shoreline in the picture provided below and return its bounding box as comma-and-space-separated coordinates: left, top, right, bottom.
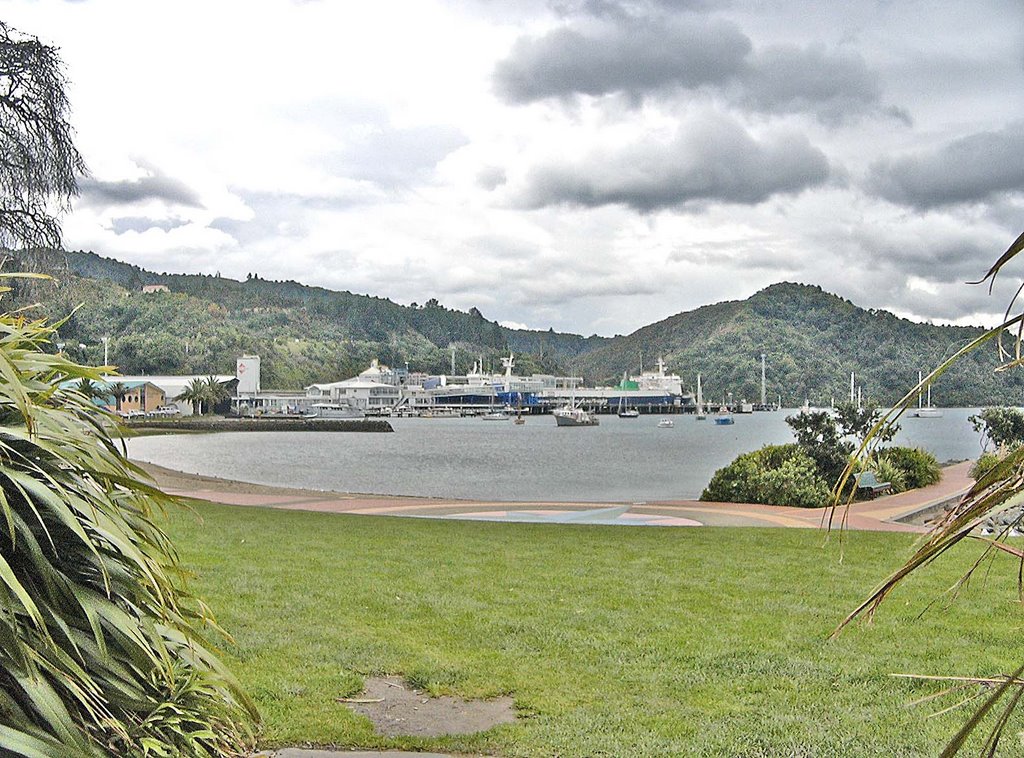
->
136, 460, 974, 532
137, 461, 443, 503
126, 417, 394, 433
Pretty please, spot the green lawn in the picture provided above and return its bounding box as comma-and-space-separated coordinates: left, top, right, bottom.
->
163, 502, 1024, 757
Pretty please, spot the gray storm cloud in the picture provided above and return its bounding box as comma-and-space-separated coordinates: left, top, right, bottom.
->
494, 17, 751, 102
868, 121, 1024, 209
78, 170, 203, 209
494, 16, 890, 122
519, 116, 830, 211
737, 45, 884, 124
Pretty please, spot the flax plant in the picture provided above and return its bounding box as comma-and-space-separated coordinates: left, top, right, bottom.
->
0, 297, 256, 756
833, 231, 1024, 755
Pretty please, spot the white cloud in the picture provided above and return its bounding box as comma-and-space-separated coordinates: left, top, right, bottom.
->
1, 0, 1020, 336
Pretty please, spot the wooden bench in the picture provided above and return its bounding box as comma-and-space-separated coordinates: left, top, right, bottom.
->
854, 471, 892, 498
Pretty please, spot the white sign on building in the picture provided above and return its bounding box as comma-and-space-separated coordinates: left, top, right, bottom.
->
236, 355, 261, 395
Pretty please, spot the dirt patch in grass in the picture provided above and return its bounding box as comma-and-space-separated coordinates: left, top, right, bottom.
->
341, 676, 516, 737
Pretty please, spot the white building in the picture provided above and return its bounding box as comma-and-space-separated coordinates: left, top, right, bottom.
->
304, 359, 401, 413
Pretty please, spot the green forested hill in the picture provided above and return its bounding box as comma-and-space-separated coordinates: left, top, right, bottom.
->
10, 250, 526, 388
7, 250, 1023, 404
574, 282, 1023, 407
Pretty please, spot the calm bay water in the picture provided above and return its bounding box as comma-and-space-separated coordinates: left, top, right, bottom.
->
127, 409, 986, 502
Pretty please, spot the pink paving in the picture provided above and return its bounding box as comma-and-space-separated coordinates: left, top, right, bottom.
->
150, 461, 973, 532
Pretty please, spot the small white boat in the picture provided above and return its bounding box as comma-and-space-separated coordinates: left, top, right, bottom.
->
657, 418, 674, 428
553, 405, 599, 427
481, 411, 510, 420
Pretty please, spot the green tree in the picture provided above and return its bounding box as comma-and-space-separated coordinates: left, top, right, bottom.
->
968, 406, 1024, 452
204, 375, 230, 414
176, 377, 208, 415
786, 402, 899, 486
0, 21, 84, 249
73, 376, 101, 402
108, 380, 128, 411
785, 409, 852, 485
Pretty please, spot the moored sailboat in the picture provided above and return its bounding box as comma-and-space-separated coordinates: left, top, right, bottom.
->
910, 371, 943, 418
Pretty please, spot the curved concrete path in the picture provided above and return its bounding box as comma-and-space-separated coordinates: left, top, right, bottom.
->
143, 460, 973, 532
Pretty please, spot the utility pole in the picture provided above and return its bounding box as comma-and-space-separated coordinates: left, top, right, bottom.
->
760, 353, 766, 406
101, 336, 109, 368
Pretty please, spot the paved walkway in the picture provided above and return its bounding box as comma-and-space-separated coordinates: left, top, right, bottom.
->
144, 460, 974, 532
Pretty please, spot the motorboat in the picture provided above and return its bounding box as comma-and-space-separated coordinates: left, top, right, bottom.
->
553, 405, 599, 427
481, 410, 511, 420
657, 418, 674, 428
713, 406, 735, 425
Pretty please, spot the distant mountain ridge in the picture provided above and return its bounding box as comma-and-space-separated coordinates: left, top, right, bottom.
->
575, 281, 1018, 406
7, 249, 1023, 405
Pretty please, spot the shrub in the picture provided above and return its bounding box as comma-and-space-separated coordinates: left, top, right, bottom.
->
0, 313, 257, 754
701, 444, 832, 508
878, 446, 941, 490
970, 451, 1003, 481
868, 455, 907, 493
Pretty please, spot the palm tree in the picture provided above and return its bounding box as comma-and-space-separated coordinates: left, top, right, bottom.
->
109, 380, 128, 412
73, 377, 101, 402
176, 377, 208, 415
204, 375, 230, 415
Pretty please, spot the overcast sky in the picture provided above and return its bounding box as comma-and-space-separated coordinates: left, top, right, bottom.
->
6, 0, 1023, 336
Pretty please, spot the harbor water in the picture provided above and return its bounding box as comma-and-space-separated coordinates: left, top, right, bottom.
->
128, 409, 987, 503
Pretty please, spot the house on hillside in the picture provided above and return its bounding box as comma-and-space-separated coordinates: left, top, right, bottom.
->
141, 284, 169, 294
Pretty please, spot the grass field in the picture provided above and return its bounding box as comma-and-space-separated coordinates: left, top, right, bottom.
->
163, 501, 1024, 757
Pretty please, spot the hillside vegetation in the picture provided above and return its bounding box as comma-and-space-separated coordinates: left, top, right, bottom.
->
8, 249, 1023, 404
574, 283, 1023, 407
